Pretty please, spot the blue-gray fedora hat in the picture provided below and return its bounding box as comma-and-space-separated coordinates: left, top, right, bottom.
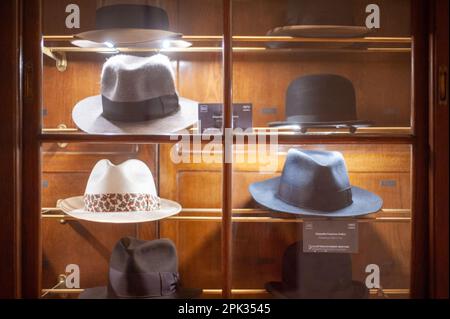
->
249, 149, 382, 217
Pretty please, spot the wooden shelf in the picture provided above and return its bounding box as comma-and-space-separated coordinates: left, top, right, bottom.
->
41, 287, 410, 298
43, 35, 412, 44
39, 132, 414, 145
39, 127, 414, 145
42, 35, 411, 66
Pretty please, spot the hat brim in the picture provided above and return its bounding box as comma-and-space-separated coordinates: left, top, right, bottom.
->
265, 281, 369, 299
72, 96, 198, 135
249, 177, 383, 217
75, 28, 181, 46
268, 120, 373, 129
58, 196, 182, 224
78, 286, 203, 299
267, 25, 371, 38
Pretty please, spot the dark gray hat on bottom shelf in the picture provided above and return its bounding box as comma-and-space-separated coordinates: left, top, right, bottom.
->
266, 241, 369, 299
249, 149, 383, 217
79, 237, 202, 299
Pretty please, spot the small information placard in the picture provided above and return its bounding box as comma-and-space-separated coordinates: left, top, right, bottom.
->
198, 103, 253, 133
303, 220, 358, 253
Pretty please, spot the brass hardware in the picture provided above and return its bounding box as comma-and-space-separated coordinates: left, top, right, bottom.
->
42, 47, 67, 72
439, 66, 448, 105
41, 207, 411, 223
56, 125, 69, 148
42, 35, 412, 44
42, 127, 78, 133
41, 275, 67, 298
39, 287, 409, 297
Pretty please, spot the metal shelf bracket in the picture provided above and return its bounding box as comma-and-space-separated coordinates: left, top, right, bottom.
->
43, 47, 67, 72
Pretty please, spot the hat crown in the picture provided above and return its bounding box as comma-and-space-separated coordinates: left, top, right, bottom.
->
286, 0, 356, 26
277, 149, 353, 211
85, 159, 157, 196
281, 149, 350, 191
111, 237, 178, 274
95, 1, 170, 31
281, 242, 353, 296
286, 74, 357, 123
101, 54, 176, 103
107, 237, 181, 298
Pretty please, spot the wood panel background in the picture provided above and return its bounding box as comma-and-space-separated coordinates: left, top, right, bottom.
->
41, 0, 413, 299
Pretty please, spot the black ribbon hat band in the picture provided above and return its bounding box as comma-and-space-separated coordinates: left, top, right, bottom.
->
277, 182, 353, 212
101, 94, 180, 122
109, 268, 180, 298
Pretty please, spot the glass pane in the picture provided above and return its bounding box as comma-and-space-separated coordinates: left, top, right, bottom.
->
42, 0, 224, 136
232, 0, 412, 136
41, 142, 223, 299
232, 144, 412, 299
40, 0, 225, 299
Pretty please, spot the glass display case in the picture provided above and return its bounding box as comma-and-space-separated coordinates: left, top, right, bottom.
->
19, 0, 430, 299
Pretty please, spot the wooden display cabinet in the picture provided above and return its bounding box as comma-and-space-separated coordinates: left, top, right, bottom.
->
0, 0, 446, 299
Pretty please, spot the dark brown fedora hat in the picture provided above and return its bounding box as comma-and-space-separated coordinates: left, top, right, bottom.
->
79, 237, 202, 299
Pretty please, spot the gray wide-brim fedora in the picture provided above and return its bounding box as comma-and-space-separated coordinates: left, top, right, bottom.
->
249, 149, 383, 217
249, 178, 382, 217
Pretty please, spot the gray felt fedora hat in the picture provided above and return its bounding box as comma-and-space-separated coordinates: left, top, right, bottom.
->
74, 0, 181, 48
266, 241, 369, 299
72, 54, 198, 135
79, 237, 202, 299
267, 0, 370, 38
268, 74, 372, 131
249, 149, 382, 217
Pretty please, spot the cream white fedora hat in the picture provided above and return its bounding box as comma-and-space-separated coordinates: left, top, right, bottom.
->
72, 54, 198, 135
74, 0, 181, 48
58, 159, 181, 223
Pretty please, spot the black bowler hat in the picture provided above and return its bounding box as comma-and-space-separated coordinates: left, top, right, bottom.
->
249, 149, 382, 217
73, 1, 181, 48
269, 74, 372, 131
267, 0, 369, 38
266, 241, 369, 299
79, 237, 202, 299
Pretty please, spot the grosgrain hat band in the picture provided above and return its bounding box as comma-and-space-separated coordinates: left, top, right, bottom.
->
109, 268, 180, 298
277, 183, 353, 211
96, 4, 170, 30
101, 94, 180, 122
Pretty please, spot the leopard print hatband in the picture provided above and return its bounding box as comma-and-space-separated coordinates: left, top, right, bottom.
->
84, 193, 161, 213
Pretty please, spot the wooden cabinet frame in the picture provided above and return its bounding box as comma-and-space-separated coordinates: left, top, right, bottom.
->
0, 0, 440, 299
